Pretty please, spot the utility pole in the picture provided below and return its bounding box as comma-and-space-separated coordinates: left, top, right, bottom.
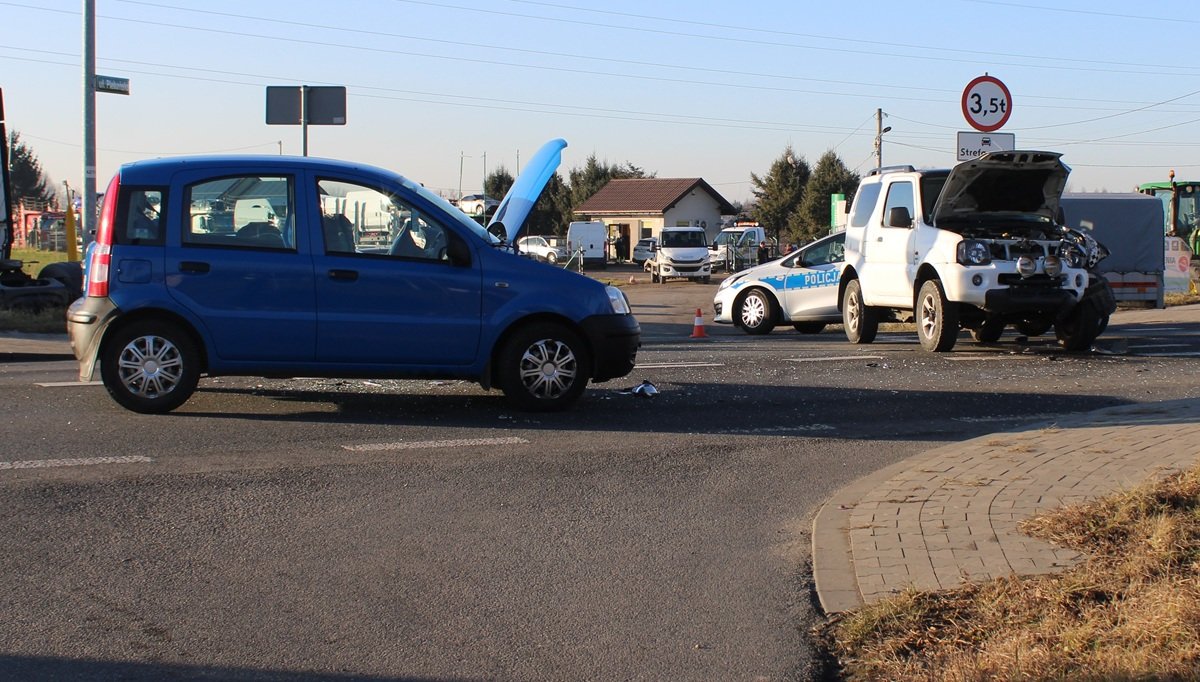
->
874, 108, 891, 170
82, 0, 96, 243
481, 152, 487, 195
458, 151, 472, 199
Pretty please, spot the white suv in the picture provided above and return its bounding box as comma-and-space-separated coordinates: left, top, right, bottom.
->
840, 150, 1114, 351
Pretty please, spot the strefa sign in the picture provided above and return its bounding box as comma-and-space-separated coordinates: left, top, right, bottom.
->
956, 131, 1015, 161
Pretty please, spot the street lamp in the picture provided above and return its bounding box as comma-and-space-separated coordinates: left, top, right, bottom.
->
874, 125, 891, 169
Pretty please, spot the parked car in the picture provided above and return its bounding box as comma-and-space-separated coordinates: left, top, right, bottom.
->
516, 235, 566, 264
457, 193, 499, 217
713, 231, 846, 334
67, 139, 640, 413
632, 237, 657, 264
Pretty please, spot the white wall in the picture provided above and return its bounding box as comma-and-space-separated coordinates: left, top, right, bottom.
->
664, 190, 723, 242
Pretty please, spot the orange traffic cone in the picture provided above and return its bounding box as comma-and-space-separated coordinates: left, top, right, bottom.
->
690, 308, 708, 338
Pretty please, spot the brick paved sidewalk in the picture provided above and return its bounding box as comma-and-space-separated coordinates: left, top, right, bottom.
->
813, 398, 1200, 614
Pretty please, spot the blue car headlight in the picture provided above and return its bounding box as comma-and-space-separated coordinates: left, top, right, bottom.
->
605, 285, 631, 314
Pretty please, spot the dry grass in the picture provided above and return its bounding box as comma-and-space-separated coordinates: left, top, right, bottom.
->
7, 246, 71, 277
0, 306, 69, 334
824, 467, 1200, 681
1165, 291, 1200, 307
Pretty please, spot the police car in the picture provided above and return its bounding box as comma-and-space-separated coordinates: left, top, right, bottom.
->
713, 231, 846, 335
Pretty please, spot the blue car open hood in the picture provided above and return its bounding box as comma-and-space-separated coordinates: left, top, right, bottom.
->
487, 138, 566, 243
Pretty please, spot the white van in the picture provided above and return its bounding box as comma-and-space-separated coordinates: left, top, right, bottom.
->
567, 221, 607, 268
649, 226, 712, 283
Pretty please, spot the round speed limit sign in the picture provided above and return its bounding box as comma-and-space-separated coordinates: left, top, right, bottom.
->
961, 75, 1012, 132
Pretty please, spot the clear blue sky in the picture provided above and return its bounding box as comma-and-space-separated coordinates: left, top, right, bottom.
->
2, 0, 1198, 204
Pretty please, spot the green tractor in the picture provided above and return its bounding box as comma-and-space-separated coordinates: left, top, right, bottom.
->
1138, 171, 1200, 254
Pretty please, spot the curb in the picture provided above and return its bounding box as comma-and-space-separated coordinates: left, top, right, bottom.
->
812, 398, 1200, 615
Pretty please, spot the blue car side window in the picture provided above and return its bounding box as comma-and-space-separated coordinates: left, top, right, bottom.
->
185, 175, 294, 250
317, 178, 451, 262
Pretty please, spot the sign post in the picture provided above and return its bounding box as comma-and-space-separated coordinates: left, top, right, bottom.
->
266, 86, 347, 156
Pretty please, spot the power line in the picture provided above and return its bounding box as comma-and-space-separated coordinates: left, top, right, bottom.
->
0, 49, 879, 136
5, 48, 1197, 155
6, 1, 1199, 116
384, 0, 1195, 77
506, 0, 1195, 72
959, 0, 1200, 25
16, 130, 281, 155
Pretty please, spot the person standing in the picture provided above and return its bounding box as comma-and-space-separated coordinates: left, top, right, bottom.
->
757, 240, 771, 264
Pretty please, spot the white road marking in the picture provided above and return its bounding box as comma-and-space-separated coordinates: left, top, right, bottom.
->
945, 355, 1033, 361
634, 362, 725, 369
1129, 344, 1191, 349
1140, 351, 1200, 357
716, 424, 835, 435
785, 355, 884, 363
0, 455, 153, 470
35, 381, 103, 387
343, 436, 530, 452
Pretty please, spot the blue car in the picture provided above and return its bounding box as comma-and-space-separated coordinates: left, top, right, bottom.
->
68, 139, 640, 413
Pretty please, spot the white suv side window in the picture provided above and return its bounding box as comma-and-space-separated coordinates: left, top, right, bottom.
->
849, 183, 882, 228
882, 182, 915, 228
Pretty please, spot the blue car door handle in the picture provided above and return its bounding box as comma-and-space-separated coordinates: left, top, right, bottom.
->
328, 269, 359, 281
179, 261, 210, 273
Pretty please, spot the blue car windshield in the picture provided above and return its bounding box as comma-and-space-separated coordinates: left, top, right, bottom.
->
399, 176, 500, 245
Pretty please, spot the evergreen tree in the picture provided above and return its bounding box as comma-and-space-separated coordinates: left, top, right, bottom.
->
567, 154, 653, 207
792, 150, 860, 243
525, 172, 572, 237
7, 131, 53, 205
750, 145, 809, 244
484, 165, 514, 199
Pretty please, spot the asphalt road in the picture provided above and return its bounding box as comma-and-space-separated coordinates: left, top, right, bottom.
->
2, 274, 1199, 681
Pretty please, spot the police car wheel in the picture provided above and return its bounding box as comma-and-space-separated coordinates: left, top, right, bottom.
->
738, 289, 776, 335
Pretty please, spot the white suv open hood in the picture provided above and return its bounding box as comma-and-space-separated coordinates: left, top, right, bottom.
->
487, 138, 566, 243
933, 150, 1069, 226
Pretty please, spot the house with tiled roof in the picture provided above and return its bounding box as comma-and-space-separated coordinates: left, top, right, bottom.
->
574, 178, 736, 261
